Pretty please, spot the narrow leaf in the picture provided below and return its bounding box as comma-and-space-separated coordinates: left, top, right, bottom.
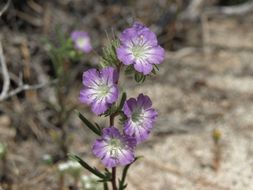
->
77, 111, 101, 136
68, 154, 108, 180
118, 157, 141, 190
118, 92, 127, 111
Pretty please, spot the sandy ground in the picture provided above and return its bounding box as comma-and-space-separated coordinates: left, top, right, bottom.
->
124, 16, 253, 190
1, 7, 253, 190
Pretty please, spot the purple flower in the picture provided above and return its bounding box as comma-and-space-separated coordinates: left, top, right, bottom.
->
92, 127, 136, 168
123, 93, 158, 143
80, 67, 119, 115
116, 22, 165, 75
71, 31, 92, 53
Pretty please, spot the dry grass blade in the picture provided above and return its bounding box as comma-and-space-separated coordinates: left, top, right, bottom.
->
0, 40, 10, 100
205, 1, 253, 16
0, 0, 11, 17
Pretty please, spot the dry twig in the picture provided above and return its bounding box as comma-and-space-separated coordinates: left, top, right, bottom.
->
205, 1, 253, 16
0, 81, 56, 102
180, 0, 253, 21
0, 0, 11, 17
179, 0, 205, 20
0, 40, 56, 102
0, 40, 10, 100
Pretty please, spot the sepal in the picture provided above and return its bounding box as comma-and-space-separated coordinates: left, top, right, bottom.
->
100, 39, 120, 67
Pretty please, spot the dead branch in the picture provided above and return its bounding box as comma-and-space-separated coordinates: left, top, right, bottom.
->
179, 0, 205, 20
0, 40, 10, 100
0, 39, 57, 102
180, 0, 253, 21
15, 9, 42, 27
0, 80, 57, 102
0, 0, 11, 17
205, 1, 253, 16
27, 0, 43, 14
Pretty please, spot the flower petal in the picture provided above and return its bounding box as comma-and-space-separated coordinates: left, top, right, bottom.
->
116, 46, 135, 65
79, 88, 97, 104
134, 59, 153, 75
123, 98, 137, 116
82, 69, 99, 87
101, 67, 119, 84
91, 98, 108, 115
147, 45, 165, 64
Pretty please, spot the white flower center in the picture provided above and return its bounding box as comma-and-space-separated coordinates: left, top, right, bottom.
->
131, 107, 144, 123
97, 84, 110, 97
107, 138, 123, 159
131, 36, 150, 59
76, 37, 88, 48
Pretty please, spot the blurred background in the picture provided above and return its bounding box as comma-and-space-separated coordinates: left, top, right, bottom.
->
0, 0, 253, 189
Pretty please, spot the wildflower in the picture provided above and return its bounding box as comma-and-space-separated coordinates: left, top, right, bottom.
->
116, 22, 165, 75
92, 127, 136, 168
71, 31, 92, 53
80, 67, 119, 115
123, 93, 158, 143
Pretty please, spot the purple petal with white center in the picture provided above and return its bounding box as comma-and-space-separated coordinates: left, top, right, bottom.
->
79, 88, 96, 104
117, 22, 165, 75
80, 67, 119, 115
100, 67, 119, 84
123, 98, 137, 117
91, 98, 108, 115
117, 149, 135, 166
71, 31, 92, 53
82, 69, 99, 86
92, 127, 136, 168
134, 60, 153, 75
116, 46, 135, 65
147, 45, 165, 64
105, 86, 119, 104
123, 94, 158, 143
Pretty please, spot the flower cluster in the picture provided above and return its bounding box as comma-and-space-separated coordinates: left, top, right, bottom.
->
78, 22, 164, 169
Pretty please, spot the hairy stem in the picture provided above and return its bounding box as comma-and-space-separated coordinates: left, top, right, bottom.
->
112, 167, 117, 190
109, 114, 117, 190
109, 64, 121, 190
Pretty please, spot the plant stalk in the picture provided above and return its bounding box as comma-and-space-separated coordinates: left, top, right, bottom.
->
109, 63, 122, 190
111, 167, 117, 190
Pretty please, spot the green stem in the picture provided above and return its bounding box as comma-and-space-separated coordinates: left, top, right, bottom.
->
103, 182, 109, 190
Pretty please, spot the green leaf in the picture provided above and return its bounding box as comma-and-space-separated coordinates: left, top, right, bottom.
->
76, 111, 101, 136
68, 154, 111, 180
95, 122, 102, 131
154, 64, 159, 71
117, 92, 127, 111
103, 104, 117, 117
124, 65, 134, 75
118, 157, 141, 190
134, 72, 146, 83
